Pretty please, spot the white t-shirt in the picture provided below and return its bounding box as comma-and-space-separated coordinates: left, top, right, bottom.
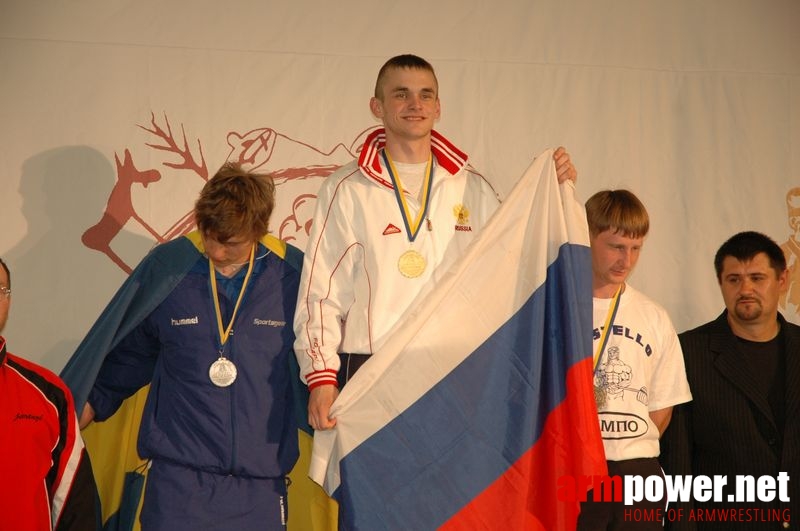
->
593, 284, 692, 460
392, 160, 427, 200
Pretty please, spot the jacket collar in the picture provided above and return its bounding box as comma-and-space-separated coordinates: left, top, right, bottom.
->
357, 128, 468, 189
0, 336, 6, 366
709, 311, 800, 425
779, 313, 800, 420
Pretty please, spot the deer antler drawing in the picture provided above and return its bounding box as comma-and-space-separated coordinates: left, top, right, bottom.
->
140, 112, 209, 180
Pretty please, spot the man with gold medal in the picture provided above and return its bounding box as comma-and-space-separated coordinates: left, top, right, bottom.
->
75, 163, 303, 530
293, 54, 579, 439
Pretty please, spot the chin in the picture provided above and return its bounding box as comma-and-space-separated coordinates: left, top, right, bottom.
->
735, 308, 762, 321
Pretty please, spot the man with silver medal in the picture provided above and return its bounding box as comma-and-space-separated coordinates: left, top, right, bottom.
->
76, 163, 303, 530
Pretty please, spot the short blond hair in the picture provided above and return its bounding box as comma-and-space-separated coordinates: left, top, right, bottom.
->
585, 189, 649, 239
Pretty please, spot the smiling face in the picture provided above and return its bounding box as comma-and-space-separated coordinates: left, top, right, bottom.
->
370, 66, 441, 149
590, 229, 644, 298
719, 252, 787, 331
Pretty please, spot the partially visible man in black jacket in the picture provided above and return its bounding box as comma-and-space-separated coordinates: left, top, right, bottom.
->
661, 231, 799, 530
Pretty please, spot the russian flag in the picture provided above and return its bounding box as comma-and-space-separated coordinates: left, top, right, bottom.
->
309, 150, 607, 530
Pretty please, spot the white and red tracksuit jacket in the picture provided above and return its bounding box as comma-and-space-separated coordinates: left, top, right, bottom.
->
294, 128, 501, 390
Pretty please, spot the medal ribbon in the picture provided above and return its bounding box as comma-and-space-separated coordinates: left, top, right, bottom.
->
593, 285, 623, 373
209, 243, 256, 349
381, 150, 434, 243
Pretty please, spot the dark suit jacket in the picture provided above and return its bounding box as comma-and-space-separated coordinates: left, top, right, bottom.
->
660, 311, 800, 530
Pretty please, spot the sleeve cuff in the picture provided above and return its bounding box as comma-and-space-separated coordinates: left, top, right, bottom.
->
306, 369, 338, 391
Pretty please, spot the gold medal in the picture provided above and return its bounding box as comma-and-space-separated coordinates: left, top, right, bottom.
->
398, 249, 427, 278
209, 357, 238, 387
382, 150, 435, 279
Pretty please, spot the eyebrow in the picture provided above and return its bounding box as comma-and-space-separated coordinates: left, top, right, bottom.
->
389, 86, 437, 94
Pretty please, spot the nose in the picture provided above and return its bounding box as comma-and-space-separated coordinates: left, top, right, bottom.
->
618, 249, 633, 268
205, 241, 226, 262
740, 277, 755, 293
407, 93, 423, 109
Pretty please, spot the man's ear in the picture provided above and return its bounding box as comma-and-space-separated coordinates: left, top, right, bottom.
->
369, 97, 383, 120
778, 267, 790, 293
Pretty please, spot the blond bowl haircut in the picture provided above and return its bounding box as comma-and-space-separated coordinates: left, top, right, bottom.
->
194, 162, 276, 243
585, 189, 650, 239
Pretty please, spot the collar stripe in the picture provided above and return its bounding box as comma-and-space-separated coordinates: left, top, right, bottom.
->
357, 128, 468, 189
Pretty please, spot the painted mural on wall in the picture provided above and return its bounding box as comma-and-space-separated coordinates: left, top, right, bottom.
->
74, 113, 800, 329
81, 112, 377, 273
780, 187, 800, 322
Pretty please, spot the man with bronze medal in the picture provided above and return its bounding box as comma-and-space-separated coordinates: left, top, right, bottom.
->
577, 190, 691, 531
74, 163, 303, 530
294, 55, 578, 444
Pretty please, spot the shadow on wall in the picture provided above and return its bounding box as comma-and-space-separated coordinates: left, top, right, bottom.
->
3, 146, 154, 372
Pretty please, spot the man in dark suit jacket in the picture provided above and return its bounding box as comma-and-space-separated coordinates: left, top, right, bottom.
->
661, 231, 799, 530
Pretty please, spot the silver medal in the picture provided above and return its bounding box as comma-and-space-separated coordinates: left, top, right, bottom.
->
209, 357, 237, 387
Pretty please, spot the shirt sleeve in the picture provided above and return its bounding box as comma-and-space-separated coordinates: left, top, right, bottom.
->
88, 315, 160, 420
647, 305, 692, 411
51, 380, 100, 531
293, 172, 358, 390
54, 436, 100, 531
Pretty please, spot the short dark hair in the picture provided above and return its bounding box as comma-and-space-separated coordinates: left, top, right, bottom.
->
374, 54, 438, 99
194, 162, 275, 243
0, 257, 8, 289
714, 231, 787, 282
585, 189, 649, 239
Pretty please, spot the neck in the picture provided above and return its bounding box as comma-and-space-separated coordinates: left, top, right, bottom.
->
728, 313, 781, 342
215, 263, 245, 278
384, 136, 431, 163
211, 243, 255, 278
593, 282, 625, 299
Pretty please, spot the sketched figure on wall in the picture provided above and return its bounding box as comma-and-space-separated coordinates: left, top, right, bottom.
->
82, 112, 377, 274
80, 149, 163, 274
81, 113, 208, 273
224, 126, 371, 245
780, 186, 800, 320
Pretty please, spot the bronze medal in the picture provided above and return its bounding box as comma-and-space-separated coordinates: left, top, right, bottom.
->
594, 385, 606, 409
